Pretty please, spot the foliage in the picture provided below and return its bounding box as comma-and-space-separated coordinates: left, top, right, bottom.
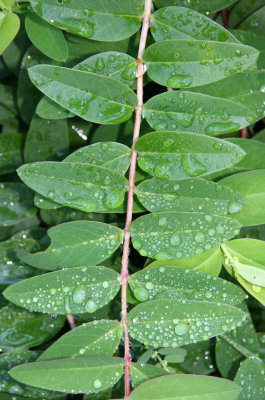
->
0, 0, 264, 399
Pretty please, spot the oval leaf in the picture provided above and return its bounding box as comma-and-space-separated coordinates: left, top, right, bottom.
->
153, 0, 238, 15
135, 131, 246, 180
130, 363, 168, 388
0, 133, 23, 175
234, 357, 265, 399
0, 12, 20, 55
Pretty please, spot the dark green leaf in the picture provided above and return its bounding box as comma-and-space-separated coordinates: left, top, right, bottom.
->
29, 65, 137, 124
17, 221, 123, 270
130, 363, 169, 388
0, 133, 23, 175
135, 131, 246, 180
180, 340, 215, 375
229, 0, 265, 27
0, 84, 17, 120
9, 357, 124, 394
239, 5, 265, 34
25, 12, 68, 61
143, 40, 258, 88
231, 29, 265, 69
154, 0, 238, 14
0, 12, 20, 55
36, 96, 74, 120
234, 357, 265, 399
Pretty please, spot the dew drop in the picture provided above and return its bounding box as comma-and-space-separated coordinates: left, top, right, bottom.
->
47, 190, 55, 200
93, 379, 102, 389
205, 122, 241, 135
228, 200, 243, 215
175, 323, 189, 335
72, 286, 87, 304
167, 74, 193, 88
134, 287, 149, 301
195, 232, 205, 243
85, 299, 97, 313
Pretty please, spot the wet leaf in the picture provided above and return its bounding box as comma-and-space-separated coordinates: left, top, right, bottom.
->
234, 357, 265, 399
129, 265, 245, 305
130, 363, 169, 388
0, 133, 23, 175
153, 0, 238, 14
4, 265, 121, 315
0, 12, 20, 55
143, 40, 258, 89
9, 356, 124, 394
29, 0, 144, 41
180, 340, 215, 375
36, 96, 74, 120
135, 131, 246, 180
231, 30, 265, 69
229, 0, 265, 27
239, 5, 265, 35
16, 221, 122, 270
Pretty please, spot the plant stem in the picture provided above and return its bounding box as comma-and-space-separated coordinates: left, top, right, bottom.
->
121, 1, 152, 398
66, 314, 76, 329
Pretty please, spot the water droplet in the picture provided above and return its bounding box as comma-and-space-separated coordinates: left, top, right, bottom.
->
170, 233, 181, 246
205, 122, 240, 135
182, 154, 208, 177
93, 379, 102, 389
72, 286, 87, 304
260, 84, 265, 93
175, 323, 189, 335
205, 291, 212, 299
167, 74, 193, 88
228, 200, 243, 215
159, 217, 167, 226
195, 232, 205, 242
252, 284, 261, 293
96, 58, 105, 71
85, 299, 97, 313
146, 282, 154, 290
47, 190, 55, 200
102, 281, 109, 288
134, 287, 149, 301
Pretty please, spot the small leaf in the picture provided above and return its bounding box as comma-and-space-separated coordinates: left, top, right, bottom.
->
130, 363, 169, 388
151, 6, 239, 43
135, 178, 246, 215
0, 303, 65, 350
153, 0, 238, 14
0, 12, 20, 55
128, 299, 246, 348
4, 265, 121, 314
17, 162, 129, 212
29, 0, 144, 41
143, 91, 254, 135
143, 40, 259, 88
25, 12, 68, 61
129, 265, 245, 305
135, 131, 246, 180
16, 221, 123, 270
234, 273, 265, 307
234, 357, 265, 399
130, 212, 241, 260
29, 65, 137, 124
0, 133, 23, 175
9, 356, 124, 394
39, 320, 122, 360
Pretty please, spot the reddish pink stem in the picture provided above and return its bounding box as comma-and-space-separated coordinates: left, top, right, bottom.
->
241, 127, 248, 138
66, 314, 76, 329
121, 1, 152, 398
221, 9, 229, 29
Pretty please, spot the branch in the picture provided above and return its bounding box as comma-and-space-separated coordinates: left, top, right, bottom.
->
121, 1, 152, 398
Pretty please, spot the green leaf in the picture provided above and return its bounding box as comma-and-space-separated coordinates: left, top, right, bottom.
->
153, 0, 238, 14
239, 5, 265, 35
129, 265, 245, 305
151, 6, 239, 43
128, 299, 246, 348
17, 221, 123, 270
37, 96, 74, 120
29, 65, 137, 124
234, 272, 265, 307
231, 30, 265, 69
17, 161, 129, 212
0, 12, 20, 55
135, 131, 246, 180
229, 0, 265, 27
0, 303, 65, 350
24, 116, 69, 163
0, 133, 23, 175
9, 356, 124, 394
130, 212, 241, 260
4, 265, 121, 314
130, 363, 169, 388
39, 320, 121, 360
235, 357, 265, 399
180, 340, 215, 374
220, 170, 265, 226
29, 0, 144, 41
135, 178, 246, 215
25, 12, 68, 62
34, 192, 61, 210
143, 40, 258, 89
130, 374, 241, 400
143, 91, 254, 135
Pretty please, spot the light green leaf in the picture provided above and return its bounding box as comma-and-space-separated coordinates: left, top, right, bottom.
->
234, 357, 265, 399
130, 212, 241, 260
135, 131, 246, 180
231, 30, 265, 69
135, 178, 246, 215
29, 65, 137, 124
0, 133, 23, 175
234, 272, 265, 307
129, 265, 245, 305
17, 162, 129, 212
130, 363, 169, 388
9, 357, 124, 394
39, 320, 122, 360
0, 12, 20, 55
0, 303, 65, 351
17, 221, 122, 270
154, 0, 238, 14
130, 374, 241, 400
143, 40, 258, 89
220, 170, 265, 226
151, 6, 239, 42
143, 91, 254, 135
239, 5, 265, 35
128, 299, 246, 347
37, 96, 74, 120
4, 265, 121, 314
29, 0, 144, 41
25, 12, 68, 62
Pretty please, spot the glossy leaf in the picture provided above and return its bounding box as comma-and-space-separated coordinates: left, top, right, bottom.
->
220, 170, 265, 226
0, 12, 20, 55
130, 374, 241, 400
143, 91, 254, 135
130, 212, 241, 260
231, 29, 265, 69
39, 320, 121, 360
0, 303, 65, 350
29, 0, 144, 41
129, 265, 245, 305
17, 161, 129, 212
234, 357, 265, 399
130, 363, 168, 388
128, 299, 246, 348
135, 131, 246, 180
4, 265, 121, 314
37, 96, 74, 120
25, 12, 68, 61
9, 356, 124, 394
29, 65, 137, 124
153, 0, 238, 14
0, 133, 23, 175
239, 5, 265, 34
234, 272, 265, 307
143, 40, 258, 89
135, 178, 246, 215
17, 221, 123, 270
151, 6, 239, 43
